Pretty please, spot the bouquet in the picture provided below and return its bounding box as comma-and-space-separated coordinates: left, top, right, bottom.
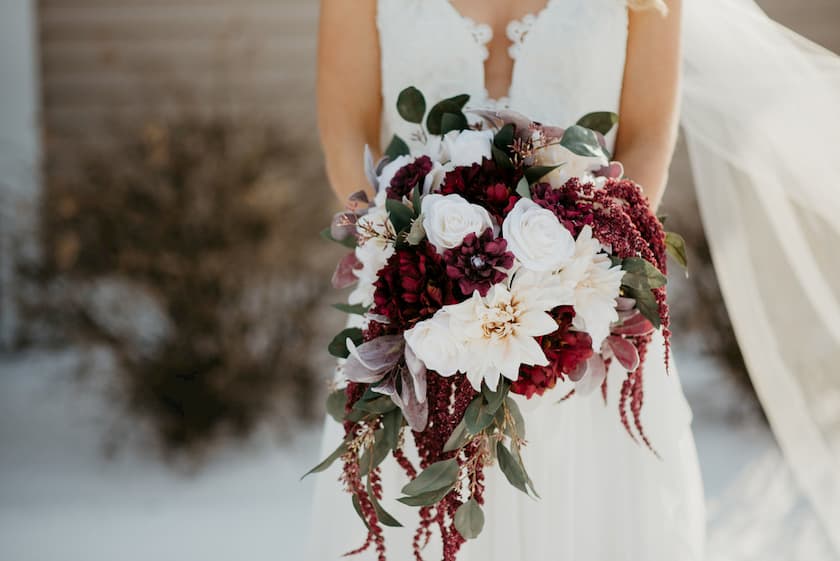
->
307, 87, 687, 560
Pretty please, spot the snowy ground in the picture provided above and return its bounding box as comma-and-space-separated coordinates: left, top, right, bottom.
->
0, 341, 834, 561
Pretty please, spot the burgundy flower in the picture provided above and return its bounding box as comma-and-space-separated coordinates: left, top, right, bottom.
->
443, 229, 514, 297
439, 157, 521, 221
387, 155, 433, 200
371, 241, 456, 328
511, 307, 594, 399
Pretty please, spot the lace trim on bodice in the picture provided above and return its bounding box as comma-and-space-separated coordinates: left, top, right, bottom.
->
447, 0, 560, 108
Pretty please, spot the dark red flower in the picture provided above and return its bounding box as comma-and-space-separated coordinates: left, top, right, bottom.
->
443, 229, 514, 297
387, 155, 433, 200
511, 307, 594, 398
530, 179, 596, 237
371, 241, 456, 328
439, 157, 521, 221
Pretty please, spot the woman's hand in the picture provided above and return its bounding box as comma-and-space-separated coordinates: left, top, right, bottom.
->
614, 0, 683, 211
318, 0, 382, 204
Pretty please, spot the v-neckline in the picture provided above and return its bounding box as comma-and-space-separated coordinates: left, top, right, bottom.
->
442, 0, 556, 104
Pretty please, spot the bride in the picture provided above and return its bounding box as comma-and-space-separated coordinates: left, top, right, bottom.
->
308, 0, 840, 559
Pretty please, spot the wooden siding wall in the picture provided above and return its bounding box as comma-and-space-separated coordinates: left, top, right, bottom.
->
39, 0, 319, 137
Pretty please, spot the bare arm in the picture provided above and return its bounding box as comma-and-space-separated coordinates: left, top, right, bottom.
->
317, 0, 382, 203
614, 0, 682, 211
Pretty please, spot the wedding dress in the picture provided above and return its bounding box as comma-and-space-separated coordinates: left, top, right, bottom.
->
307, 1, 706, 560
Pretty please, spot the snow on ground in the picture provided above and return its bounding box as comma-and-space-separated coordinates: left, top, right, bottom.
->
0, 341, 834, 561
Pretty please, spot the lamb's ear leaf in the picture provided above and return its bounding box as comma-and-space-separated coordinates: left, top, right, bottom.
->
397, 86, 427, 124
302, 439, 348, 479
384, 134, 410, 159
454, 498, 485, 540
576, 111, 619, 135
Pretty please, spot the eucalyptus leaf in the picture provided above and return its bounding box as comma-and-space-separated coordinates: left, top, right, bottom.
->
496, 441, 529, 495
443, 418, 470, 453
560, 125, 605, 158
665, 231, 688, 269
515, 176, 531, 199
325, 388, 348, 423
492, 145, 513, 170
302, 439, 347, 479
385, 198, 414, 234
513, 444, 540, 498
482, 380, 509, 416
360, 429, 391, 476
320, 227, 357, 249
622, 286, 661, 329
401, 458, 460, 496
454, 498, 485, 539
382, 408, 403, 451
366, 476, 403, 527
576, 111, 619, 135
464, 395, 495, 435
524, 164, 562, 184
621, 257, 667, 290
397, 485, 454, 507
440, 112, 468, 134
353, 395, 397, 415
384, 135, 410, 159
351, 494, 370, 530
493, 123, 515, 150
504, 397, 526, 440
328, 327, 364, 359
332, 303, 369, 316
426, 95, 470, 134
397, 86, 426, 124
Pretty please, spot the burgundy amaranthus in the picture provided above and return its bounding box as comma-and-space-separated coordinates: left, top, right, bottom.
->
443, 228, 515, 297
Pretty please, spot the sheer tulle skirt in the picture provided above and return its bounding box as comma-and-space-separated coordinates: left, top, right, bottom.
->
306, 330, 706, 561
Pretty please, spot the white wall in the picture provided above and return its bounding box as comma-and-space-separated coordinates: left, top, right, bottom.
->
0, 0, 41, 348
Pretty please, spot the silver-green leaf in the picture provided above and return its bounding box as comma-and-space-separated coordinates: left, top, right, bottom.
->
454, 498, 485, 540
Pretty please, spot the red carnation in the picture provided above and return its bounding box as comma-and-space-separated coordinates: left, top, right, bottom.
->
371, 241, 456, 328
439, 157, 521, 221
530, 179, 596, 237
387, 155, 433, 200
443, 229, 514, 297
511, 306, 594, 398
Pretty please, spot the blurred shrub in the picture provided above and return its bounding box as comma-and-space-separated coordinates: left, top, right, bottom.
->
29, 117, 338, 455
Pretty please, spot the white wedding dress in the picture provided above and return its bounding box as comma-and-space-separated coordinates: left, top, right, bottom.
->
307, 1, 706, 560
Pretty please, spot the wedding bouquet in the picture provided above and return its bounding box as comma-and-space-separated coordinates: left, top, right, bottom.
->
308, 87, 687, 560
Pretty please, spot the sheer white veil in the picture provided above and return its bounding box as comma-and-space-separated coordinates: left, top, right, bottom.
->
680, 0, 840, 549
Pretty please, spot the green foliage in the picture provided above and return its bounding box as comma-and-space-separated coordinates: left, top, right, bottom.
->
576, 111, 619, 135
454, 498, 485, 539
397, 87, 426, 124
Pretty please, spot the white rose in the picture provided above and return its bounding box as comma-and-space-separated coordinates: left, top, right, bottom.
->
404, 312, 464, 378
502, 198, 575, 272
532, 140, 608, 187
442, 129, 494, 167
421, 194, 494, 253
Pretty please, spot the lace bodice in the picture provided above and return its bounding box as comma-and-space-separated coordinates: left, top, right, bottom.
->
377, 0, 629, 151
